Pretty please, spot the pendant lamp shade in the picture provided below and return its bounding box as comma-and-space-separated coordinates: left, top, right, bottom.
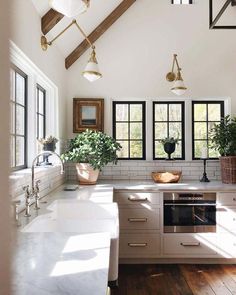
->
49, 0, 89, 17
82, 49, 102, 82
171, 69, 187, 96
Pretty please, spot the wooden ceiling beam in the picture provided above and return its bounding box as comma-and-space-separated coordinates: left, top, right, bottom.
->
41, 9, 64, 35
65, 0, 136, 69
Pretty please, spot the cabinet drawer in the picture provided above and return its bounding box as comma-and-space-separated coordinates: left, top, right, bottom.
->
163, 234, 217, 256
115, 192, 160, 205
217, 193, 236, 205
217, 233, 236, 258
120, 233, 161, 258
119, 208, 160, 230
217, 206, 236, 232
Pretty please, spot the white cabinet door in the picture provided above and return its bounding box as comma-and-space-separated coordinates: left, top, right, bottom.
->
217, 233, 236, 258
217, 206, 236, 232
217, 193, 236, 205
115, 191, 160, 206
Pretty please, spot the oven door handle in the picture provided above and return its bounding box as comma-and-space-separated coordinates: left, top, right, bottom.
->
164, 203, 215, 206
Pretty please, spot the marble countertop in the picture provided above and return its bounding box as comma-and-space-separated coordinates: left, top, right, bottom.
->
99, 180, 236, 192
12, 232, 110, 295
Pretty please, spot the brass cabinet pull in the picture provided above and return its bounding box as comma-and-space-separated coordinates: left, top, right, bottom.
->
180, 242, 200, 247
128, 197, 148, 202
128, 243, 147, 247
128, 218, 147, 222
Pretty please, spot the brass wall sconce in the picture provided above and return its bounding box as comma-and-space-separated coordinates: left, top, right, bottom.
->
166, 54, 187, 96
41, 19, 102, 82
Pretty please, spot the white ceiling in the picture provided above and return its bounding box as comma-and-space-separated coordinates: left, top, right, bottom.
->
32, 0, 123, 57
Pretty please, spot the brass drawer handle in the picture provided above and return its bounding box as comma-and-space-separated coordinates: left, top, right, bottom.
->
128, 243, 147, 247
180, 242, 200, 247
128, 197, 148, 202
128, 218, 147, 222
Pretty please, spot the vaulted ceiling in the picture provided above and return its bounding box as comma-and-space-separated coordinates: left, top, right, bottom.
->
32, 0, 136, 69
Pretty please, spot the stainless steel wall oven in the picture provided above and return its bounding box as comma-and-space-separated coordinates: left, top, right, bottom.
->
164, 192, 216, 233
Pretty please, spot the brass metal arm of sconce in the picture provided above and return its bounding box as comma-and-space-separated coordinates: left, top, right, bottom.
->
41, 19, 94, 51
166, 54, 181, 82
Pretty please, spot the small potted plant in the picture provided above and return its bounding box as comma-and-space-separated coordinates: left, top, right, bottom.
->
61, 130, 122, 184
38, 136, 58, 165
160, 137, 179, 160
210, 115, 236, 183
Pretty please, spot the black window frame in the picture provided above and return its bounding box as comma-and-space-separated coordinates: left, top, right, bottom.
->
153, 101, 185, 160
192, 100, 225, 160
10, 65, 28, 171
113, 101, 146, 160
36, 84, 46, 139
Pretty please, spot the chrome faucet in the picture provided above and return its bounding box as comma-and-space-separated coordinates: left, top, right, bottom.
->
22, 151, 64, 217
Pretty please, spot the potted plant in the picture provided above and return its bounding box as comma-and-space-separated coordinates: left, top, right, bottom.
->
160, 137, 179, 160
210, 115, 236, 183
38, 136, 58, 165
61, 129, 122, 184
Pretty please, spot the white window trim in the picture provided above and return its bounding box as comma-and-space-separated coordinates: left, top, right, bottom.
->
10, 41, 59, 167
111, 97, 231, 161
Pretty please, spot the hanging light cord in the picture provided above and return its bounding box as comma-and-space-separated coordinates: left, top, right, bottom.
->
46, 19, 94, 49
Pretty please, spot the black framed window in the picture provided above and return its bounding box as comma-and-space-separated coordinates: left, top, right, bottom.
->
10, 66, 27, 170
171, 0, 193, 3
192, 101, 224, 159
36, 84, 46, 139
113, 102, 146, 160
153, 102, 185, 160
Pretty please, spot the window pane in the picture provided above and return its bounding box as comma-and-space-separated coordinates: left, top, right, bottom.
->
155, 104, 167, 121
130, 123, 142, 140
117, 141, 128, 158
116, 123, 128, 140
155, 122, 168, 139
16, 105, 25, 135
10, 136, 15, 168
116, 104, 128, 121
169, 122, 182, 139
38, 116, 45, 139
38, 90, 45, 114
194, 122, 207, 139
16, 136, 25, 166
208, 141, 219, 158
208, 121, 217, 134
169, 104, 181, 121
10, 69, 15, 101
208, 104, 221, 121
130, 141, 142, 158
10, 102, 15, 134
130, 104, 142, 121
194, 104, 206, 121
194, 141, 207, 158
155, 141, 166, 158
16, 73, 25, 105
173, 142, 182, 158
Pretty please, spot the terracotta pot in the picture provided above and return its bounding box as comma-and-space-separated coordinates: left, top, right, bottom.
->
76, 163, 99, 185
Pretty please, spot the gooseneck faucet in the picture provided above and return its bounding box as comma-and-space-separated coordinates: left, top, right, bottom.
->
23, 151, 64, 217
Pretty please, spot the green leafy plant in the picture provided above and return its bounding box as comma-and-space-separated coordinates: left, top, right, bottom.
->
61, 130, 122, 170
160, 137, 179, 145
210, 115, 236, 156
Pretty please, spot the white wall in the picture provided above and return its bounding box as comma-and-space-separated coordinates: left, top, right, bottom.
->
66, 0, 236, 138
10, 0, 68, 139
0, 0, 10, 293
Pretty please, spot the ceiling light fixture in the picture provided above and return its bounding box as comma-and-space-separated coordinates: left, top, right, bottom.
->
49, 0, 90, 18
166, 54, 187, 96
41, 20, 102, 82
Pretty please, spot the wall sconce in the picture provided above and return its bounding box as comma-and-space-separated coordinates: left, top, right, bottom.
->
166, 54, 187, 96
49, 0, 90, 18
41, 19, 102, 82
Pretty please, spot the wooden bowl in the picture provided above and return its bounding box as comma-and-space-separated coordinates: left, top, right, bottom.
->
151, 171, 182, 183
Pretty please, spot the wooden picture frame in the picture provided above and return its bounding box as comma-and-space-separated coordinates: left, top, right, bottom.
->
73, 98, 104, 133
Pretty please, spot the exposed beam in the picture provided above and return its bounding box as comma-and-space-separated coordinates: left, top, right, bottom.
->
65, 0, 136, 69
41, 9, 64, 35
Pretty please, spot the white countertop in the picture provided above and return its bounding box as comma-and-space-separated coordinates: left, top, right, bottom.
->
12, 232, 110, 295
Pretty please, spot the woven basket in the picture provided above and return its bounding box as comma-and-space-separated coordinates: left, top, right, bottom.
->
151, 171, 182, 183
220, 156, 236, 184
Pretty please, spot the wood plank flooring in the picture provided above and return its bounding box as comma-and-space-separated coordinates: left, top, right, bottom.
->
111, 264, 236, 295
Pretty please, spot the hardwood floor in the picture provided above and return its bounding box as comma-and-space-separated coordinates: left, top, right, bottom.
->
111, 264, 236, 295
